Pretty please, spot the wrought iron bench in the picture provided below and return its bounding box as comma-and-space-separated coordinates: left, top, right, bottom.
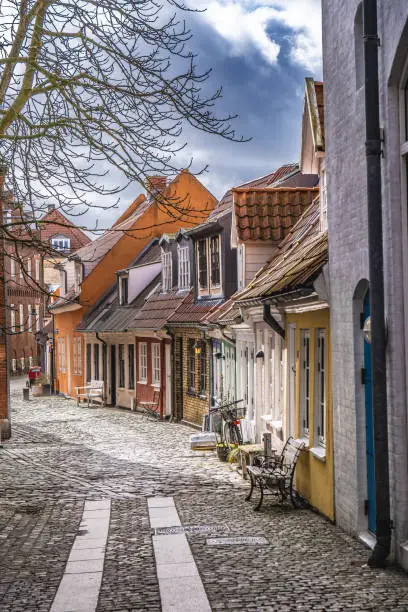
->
137, 389, 161, 420
75, 380, 105, 407
245, 436, 305, 510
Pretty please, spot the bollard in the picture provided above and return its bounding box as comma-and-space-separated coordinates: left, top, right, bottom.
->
23, 387, 29, 401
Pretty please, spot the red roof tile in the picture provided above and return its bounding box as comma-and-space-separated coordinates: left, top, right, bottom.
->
233, 187, 319, 243
234, 195, 328, 302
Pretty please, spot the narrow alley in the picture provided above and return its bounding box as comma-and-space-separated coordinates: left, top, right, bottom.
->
0, 379, 407, 611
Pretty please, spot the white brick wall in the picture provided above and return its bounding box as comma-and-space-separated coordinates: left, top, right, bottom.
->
323, 0, 408, 562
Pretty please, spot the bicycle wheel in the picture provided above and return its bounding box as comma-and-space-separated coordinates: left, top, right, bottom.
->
224, 422, 242, 445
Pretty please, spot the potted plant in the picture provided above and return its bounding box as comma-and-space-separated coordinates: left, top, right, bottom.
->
217, 442, 233, 462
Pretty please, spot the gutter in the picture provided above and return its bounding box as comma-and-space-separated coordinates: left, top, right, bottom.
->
263, 304, 285, 339
363, 0, 391, 568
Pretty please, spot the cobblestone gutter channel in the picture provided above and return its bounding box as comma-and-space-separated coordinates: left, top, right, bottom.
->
0, 379, 408, 611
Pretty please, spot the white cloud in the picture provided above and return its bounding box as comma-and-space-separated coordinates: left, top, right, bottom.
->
189, 0, 322, 72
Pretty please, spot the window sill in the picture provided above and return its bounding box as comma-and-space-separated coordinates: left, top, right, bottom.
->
152, 383, 161, 388
137, 380, 147, 385
310, 446, 326, 462
297, 437, 309, 449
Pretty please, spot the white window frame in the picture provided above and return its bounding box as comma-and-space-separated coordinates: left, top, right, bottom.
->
35, 304, 40, 332
138, 342, 147, 383
152, 343, 161, 386
35, 259, 40, 282
11, 358, 16, 372
20, 356, 25, 371
315, 329, 327, 448
51, 236, 70, 251
197, 235, 223, 296
27, 258, 32, 278
299, 329, 311, 439
10, 258, 15, 279
161, 250, 172, 292
29, 355, 33, 367
19, 261, 23, 279
178, 245, 190, 290
28, 304, 32, 332
19, 304, 24, 332
10, 304, 15, 333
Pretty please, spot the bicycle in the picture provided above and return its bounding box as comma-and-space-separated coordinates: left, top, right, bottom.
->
209, 399, 246, 446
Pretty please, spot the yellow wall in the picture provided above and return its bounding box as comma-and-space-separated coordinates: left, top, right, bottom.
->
287, 308, 334, 521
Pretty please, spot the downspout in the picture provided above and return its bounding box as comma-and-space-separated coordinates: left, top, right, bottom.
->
263, 304, 285, 339
363, 0, 391, 568
160, 340, 165, 420
95, 332, 108, 404
164, 325, 176, 420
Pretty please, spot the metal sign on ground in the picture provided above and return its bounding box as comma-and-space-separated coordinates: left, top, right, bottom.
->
155, 524, 228, 536
206, 536, 268, 546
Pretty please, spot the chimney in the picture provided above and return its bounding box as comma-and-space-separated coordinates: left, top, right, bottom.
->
48, 204, 56, 212
146, 176, 167, 201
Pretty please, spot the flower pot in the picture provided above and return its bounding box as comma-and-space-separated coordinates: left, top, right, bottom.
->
217, 445, 230, 462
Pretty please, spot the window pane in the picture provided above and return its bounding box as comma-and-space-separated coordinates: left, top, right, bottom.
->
210, 236, 220, 285
300, 330, 310, 437
198, 240, 207, 289
119, 344, 125, 387
128, 344, 135, 389
188, 339, 196, 392
86, 343, 92, 382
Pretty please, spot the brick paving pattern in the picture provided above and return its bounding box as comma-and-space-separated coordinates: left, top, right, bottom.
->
0, 378, 408, 610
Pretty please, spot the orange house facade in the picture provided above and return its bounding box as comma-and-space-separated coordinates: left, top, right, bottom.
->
52, 171, 217, 397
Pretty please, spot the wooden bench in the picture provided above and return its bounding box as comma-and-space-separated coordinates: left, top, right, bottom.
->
75, 380, 105, 407
245, 437, 305, 510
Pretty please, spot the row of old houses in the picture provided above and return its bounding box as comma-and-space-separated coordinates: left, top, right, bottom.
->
15, 0, 408, 573
50, 78, 333, 522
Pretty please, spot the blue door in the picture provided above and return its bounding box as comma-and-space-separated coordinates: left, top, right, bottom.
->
364, 292, 376, 533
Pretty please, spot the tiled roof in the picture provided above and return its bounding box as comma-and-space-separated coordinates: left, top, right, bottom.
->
167, 291, 221, 324
131, 289, 190, 330
73, 194, 149, 278
39, 208, 91, 252
233, 186, 319, 243
216, 163, 299, 218
234, 195, 327, 302
201, 297, 241, 326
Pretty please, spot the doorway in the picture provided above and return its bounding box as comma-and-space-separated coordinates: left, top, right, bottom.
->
110, 345, 116, 406
363, 291, 376, 533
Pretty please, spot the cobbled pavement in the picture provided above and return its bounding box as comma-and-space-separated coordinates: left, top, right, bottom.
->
0, 379, 408, 611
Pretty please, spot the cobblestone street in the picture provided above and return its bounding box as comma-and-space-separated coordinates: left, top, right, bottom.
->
1, 380, 408, 611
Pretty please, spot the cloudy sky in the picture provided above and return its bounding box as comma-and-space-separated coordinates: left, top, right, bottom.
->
99, 0, 322, 227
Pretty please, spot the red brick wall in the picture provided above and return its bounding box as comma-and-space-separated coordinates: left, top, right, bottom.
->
0, 170, 11, 439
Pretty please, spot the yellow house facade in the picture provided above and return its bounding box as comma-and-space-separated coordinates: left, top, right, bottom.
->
287, 307, 334, 521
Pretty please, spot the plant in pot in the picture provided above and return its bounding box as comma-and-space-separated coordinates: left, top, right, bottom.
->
216, 442, 234, 462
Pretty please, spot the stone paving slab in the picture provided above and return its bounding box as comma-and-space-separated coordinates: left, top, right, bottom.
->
2, 378, 408, 611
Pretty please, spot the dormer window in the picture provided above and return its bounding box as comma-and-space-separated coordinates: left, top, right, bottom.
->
161, 250, 172, 292
178, 245, 190, 290
119, 275, 128, 305
320, 169, 328, 232
51, 235, 70, 252
197, 235, 222, 296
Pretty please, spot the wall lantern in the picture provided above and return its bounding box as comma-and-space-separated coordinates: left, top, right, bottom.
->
255, 350, 264, 359
363, 316, 371, 344
194, 341, 201, 355
215, 352, 224, 360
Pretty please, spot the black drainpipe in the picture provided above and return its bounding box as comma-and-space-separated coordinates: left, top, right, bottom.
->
95, 332, 108, 404
363, 0, 391, 568
164, 326, 176, 420
263, 304, 285, 339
